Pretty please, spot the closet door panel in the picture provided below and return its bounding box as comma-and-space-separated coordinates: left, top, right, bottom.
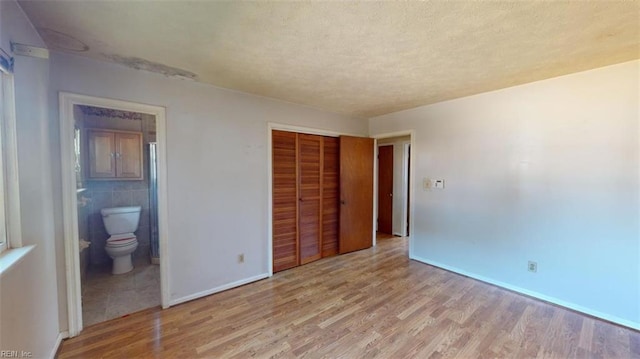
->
339, 135, 374, 254
298, 134, 322, 264
272, 130, 299, 272
322, 136, 339, 257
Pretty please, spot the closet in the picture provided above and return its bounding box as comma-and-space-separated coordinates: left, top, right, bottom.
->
272, 130, 373, 273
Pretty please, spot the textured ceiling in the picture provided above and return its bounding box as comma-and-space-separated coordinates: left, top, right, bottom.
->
19, 1, 640, 118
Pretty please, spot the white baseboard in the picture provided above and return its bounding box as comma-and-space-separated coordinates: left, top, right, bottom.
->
410, 255, 640, 331
49, 331, 68, 359
170, 273, 270, 306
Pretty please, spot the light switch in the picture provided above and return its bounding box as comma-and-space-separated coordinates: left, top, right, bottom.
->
434, 179, 445, 189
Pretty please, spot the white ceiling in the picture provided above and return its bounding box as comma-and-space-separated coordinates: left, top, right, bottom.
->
19, 1, 640, 118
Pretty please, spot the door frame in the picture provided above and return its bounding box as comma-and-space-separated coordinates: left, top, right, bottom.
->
371, 131, 415, 254
266, 123, 364, 276
59, 92, 170, 337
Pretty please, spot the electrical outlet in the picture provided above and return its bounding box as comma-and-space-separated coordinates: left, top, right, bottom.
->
528, 261, 537, 273
238, 254, 244, 263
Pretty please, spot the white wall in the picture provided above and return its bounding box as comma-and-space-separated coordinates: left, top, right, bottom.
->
377, 136, 410, 236
369, 60, 640, 329
0, 1, 61, 357
48, 52, 367, 312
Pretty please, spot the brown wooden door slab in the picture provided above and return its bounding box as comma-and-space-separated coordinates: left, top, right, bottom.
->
377, 145, 393, 234
272, 130, 299, 272
298, 134, 322, 264
339, 135, 374, 254
321, 136, 339, 257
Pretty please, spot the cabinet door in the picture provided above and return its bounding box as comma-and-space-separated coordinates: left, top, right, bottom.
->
88, 130, 116, 178
116, 133, 143, 179
298, 134, 322, 265
272, 130, 299, 272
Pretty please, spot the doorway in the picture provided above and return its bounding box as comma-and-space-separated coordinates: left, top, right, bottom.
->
74, 105, 160, 327
60, 93, 169, 337
377, 144, 393, 236
374, 133, 413, 245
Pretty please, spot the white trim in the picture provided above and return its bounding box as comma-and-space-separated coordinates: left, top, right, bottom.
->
266, 128, 273, 277
370, 130, 416, 257
59, 92, 170, 337
267, 122, 362, 138
401, 142, 411, 237
0, 244, 34, 276
48, 331, 69, 359
410, 254, 640, 331
266, 122, 367, 275
170, 273, 270, 306
1, 73, 22, 248
372, 141, 378, 246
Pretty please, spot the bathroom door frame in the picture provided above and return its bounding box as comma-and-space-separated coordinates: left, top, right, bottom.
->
59, 92, 170, 337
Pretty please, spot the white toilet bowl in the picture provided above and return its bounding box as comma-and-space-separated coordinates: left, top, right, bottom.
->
101, 206, 141, 275
105, 234, 139, 274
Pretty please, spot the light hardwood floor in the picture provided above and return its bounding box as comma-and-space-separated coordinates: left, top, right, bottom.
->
58, 237, 640, 358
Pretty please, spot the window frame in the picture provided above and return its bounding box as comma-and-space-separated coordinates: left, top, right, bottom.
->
0, 63, 23, 256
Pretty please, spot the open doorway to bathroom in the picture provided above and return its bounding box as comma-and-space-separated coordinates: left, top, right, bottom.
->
73, 105, 160, 327
60, 93, 169, 336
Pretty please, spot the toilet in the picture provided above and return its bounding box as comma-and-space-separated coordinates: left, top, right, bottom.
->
101, 206, 141, 274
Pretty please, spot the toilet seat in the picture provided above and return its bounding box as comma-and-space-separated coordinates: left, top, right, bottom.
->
106, 233, 137, 247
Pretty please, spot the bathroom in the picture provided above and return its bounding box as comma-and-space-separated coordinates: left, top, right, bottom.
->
74, 104, 160, 327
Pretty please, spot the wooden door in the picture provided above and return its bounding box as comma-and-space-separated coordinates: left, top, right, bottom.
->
298, 134, 322, 264
272, 130, 299, 272
321, 137, 339, 257
339, 135, 374, 254
377, 145, 393, 234
88, 130, 116, 178
116, 132, 143, 179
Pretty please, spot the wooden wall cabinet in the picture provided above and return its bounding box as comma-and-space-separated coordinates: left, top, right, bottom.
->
87, 129, 143, 180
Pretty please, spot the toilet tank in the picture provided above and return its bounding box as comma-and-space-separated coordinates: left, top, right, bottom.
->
101, 206, 142, 235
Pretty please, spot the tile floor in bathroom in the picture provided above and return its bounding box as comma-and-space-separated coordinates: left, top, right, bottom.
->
81, 256, 160, 327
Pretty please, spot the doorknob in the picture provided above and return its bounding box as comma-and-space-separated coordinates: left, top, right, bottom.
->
389, 193, 393, 197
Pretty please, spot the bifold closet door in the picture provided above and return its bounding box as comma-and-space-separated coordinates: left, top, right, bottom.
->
298, 134, 323, 264
321, 137, 339, 257
272, 130, 299, 272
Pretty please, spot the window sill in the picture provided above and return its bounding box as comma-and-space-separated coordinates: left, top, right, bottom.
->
0, 245, 35, 277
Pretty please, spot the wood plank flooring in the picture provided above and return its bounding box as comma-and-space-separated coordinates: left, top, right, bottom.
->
58, 237, 640, 358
